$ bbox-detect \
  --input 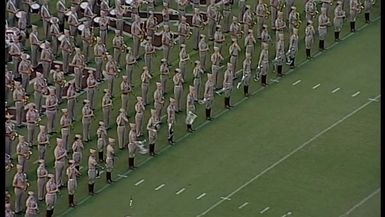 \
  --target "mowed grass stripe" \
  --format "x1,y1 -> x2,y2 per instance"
67,20 -> 379,217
